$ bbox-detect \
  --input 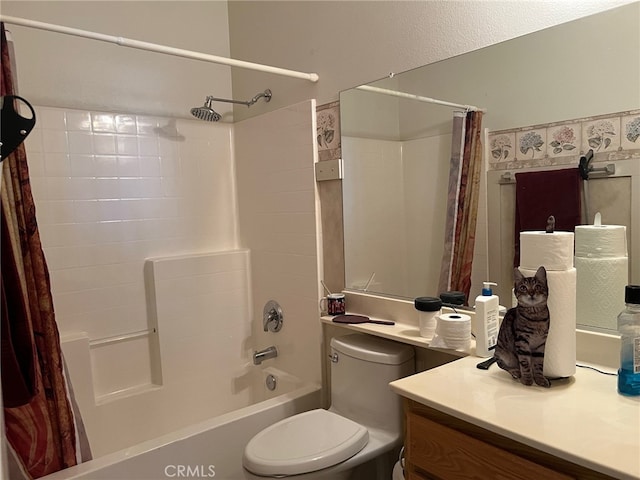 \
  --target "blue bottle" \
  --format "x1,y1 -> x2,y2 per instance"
617,285 -> 640,396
